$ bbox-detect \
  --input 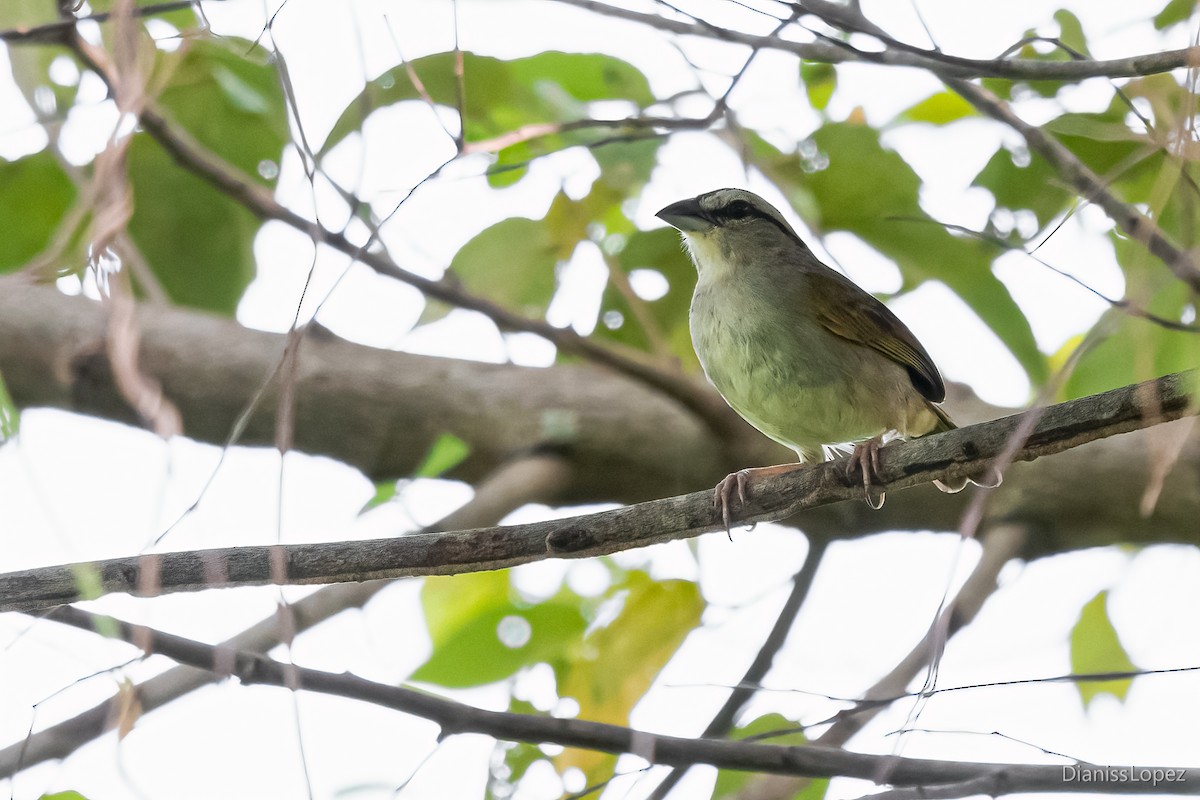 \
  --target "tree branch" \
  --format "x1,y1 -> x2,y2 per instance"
1,371 -> 1194,614
0,0 -> 208,43
41,606 -> 1200,793
543,0 -> 1200,81
782,0 -> 1200,293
